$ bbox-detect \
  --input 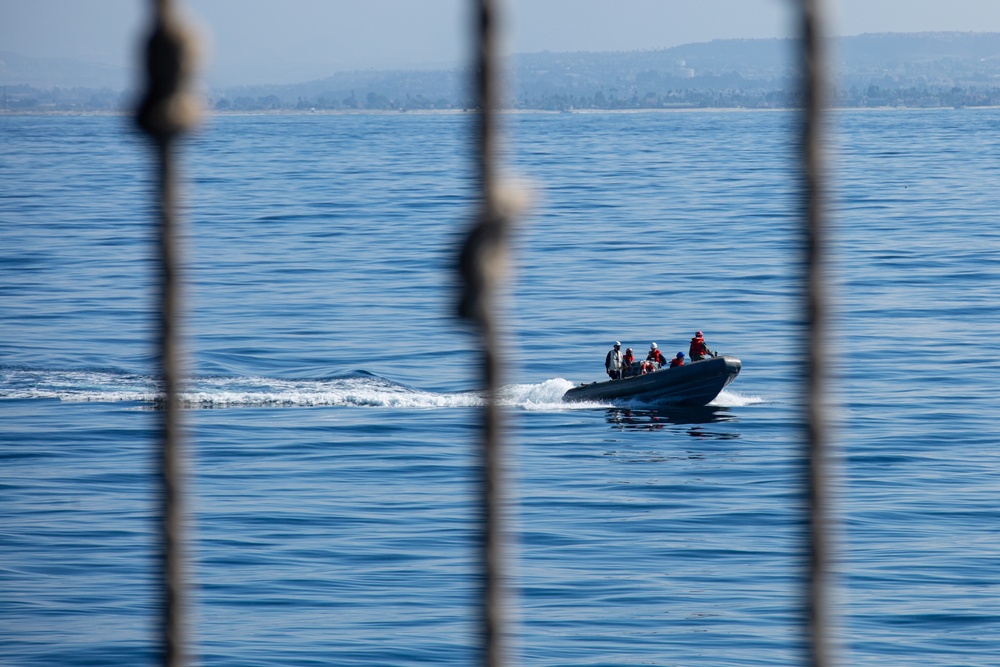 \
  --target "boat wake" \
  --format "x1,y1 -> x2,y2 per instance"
0,367 -> 762,411
0,367 -> 574,411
